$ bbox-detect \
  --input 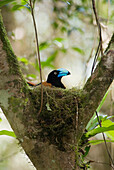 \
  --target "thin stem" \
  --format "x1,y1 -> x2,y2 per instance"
91,0 -> 104,75
91,41 -> 100,75
96,111 -> 114,168
92,0 -> 103,56
29,0 -> 43,116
